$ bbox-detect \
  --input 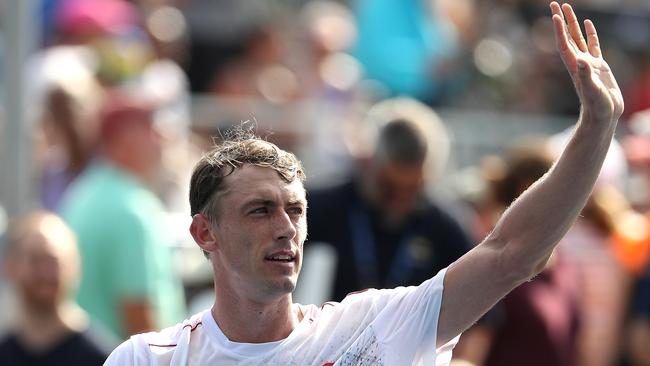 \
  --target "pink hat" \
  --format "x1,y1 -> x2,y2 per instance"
57,0 -> 138,36
99,95 -> 154,140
